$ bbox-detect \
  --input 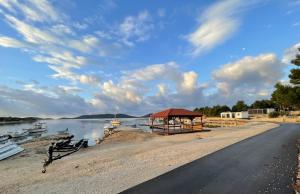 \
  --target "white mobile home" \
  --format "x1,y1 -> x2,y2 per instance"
221,111 -> 249,119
